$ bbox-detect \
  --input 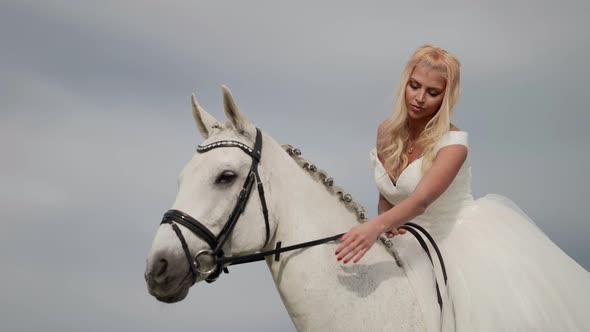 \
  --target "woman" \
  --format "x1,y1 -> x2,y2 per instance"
335,45 -> 589,331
